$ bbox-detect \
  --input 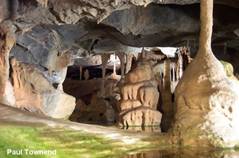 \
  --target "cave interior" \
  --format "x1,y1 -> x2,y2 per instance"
1,0 -> 239,157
